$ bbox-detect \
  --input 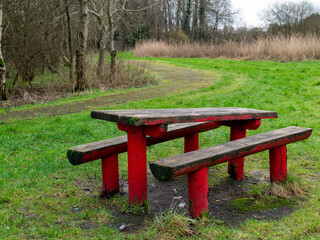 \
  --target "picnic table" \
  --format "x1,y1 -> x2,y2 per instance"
91,107 -> 278,205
